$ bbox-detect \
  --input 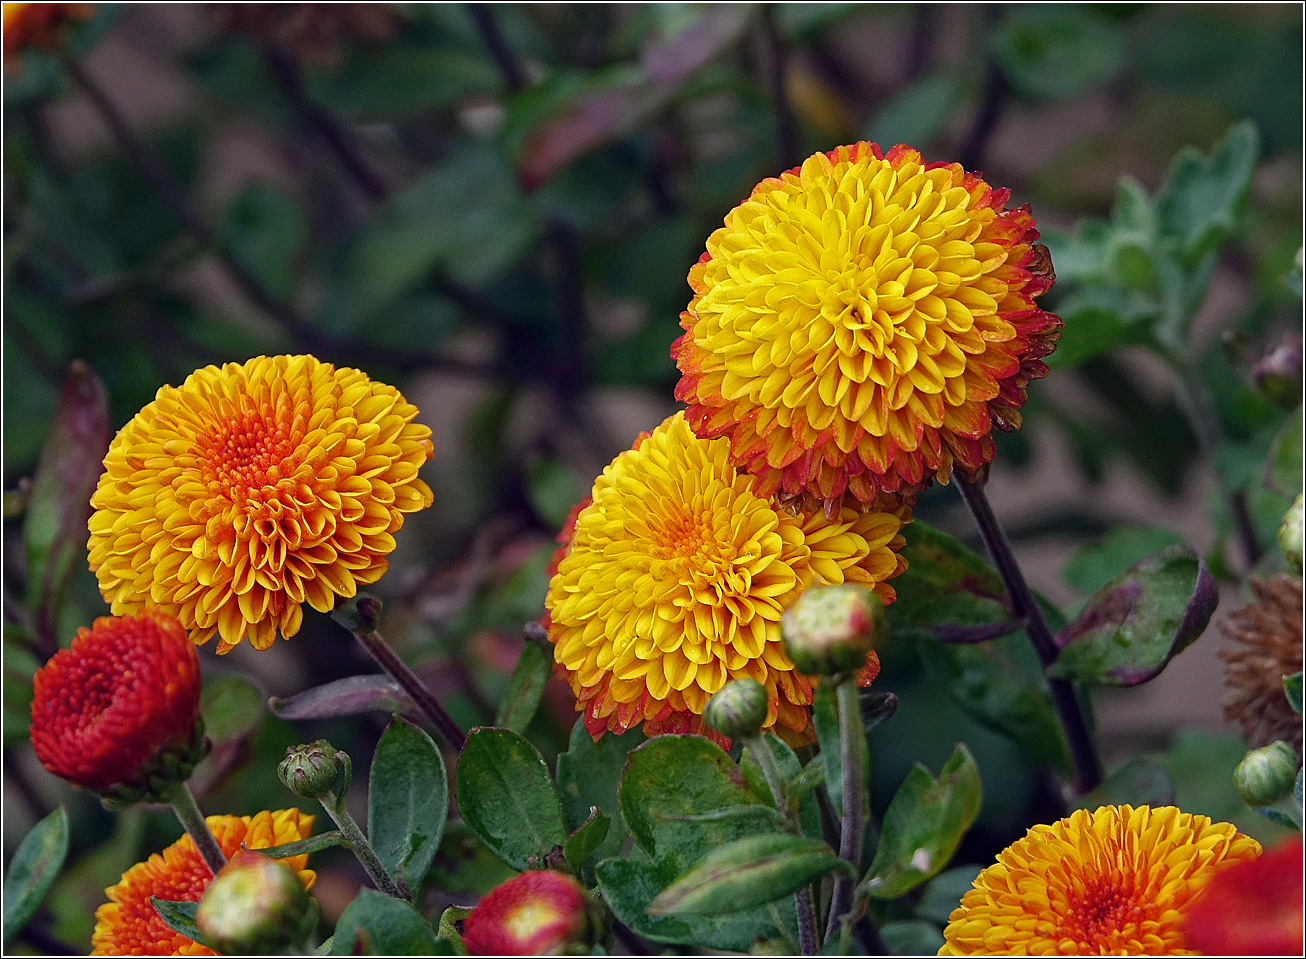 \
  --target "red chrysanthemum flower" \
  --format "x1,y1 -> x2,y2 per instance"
2,2 -> 91,61
1182,834 -> 1303,956
92,809 -> 316,957
29,608 -> 202,794
462,870 -> 590,956
673,142 -> 1061,511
